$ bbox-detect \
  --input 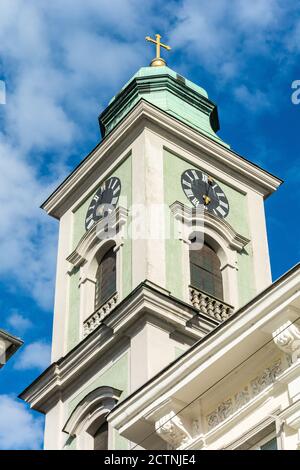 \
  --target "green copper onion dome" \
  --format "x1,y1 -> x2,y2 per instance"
99,66 -> 229,148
